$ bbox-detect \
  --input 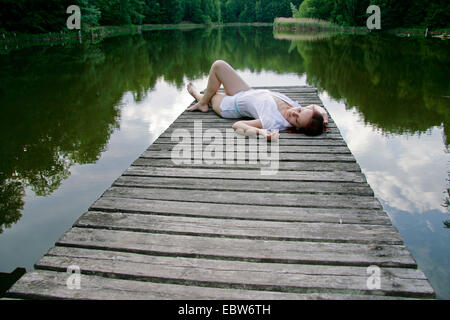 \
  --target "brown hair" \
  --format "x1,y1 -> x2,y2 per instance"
286,109 -> 325,136
305,110 -> 325,136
